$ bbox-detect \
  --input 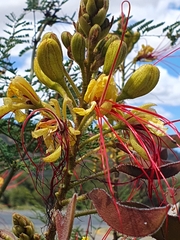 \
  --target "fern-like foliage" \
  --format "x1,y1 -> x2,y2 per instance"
163,21 -> 180,45
0,13 -> 31,78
